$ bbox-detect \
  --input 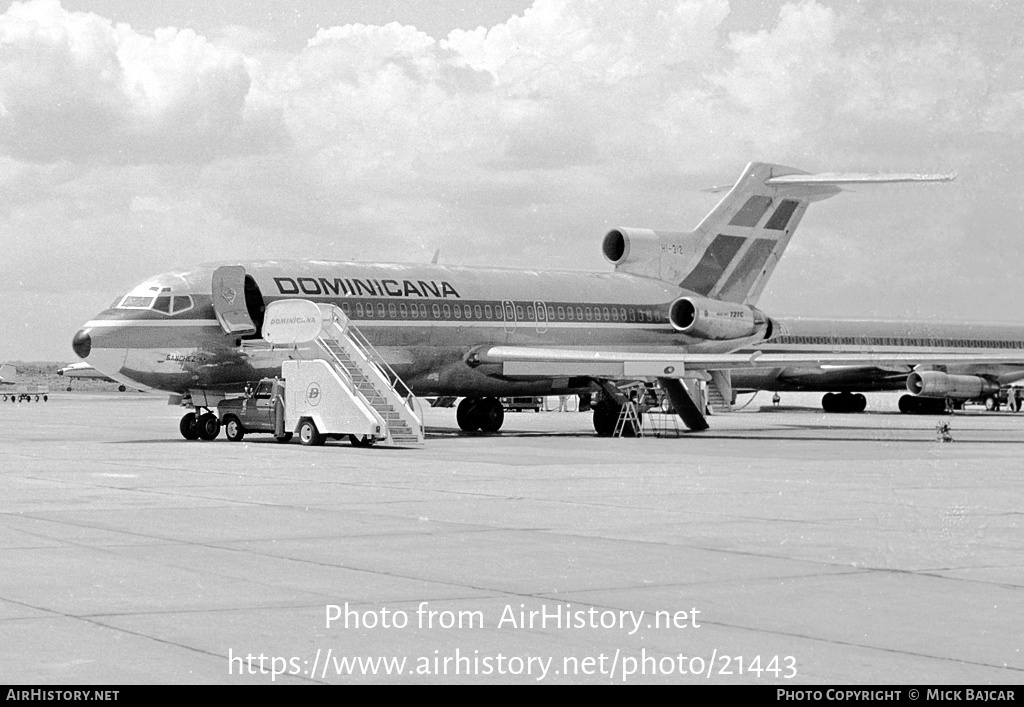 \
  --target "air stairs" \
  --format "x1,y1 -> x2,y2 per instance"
310,304 -> 424,447
705,381 -> 730,413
